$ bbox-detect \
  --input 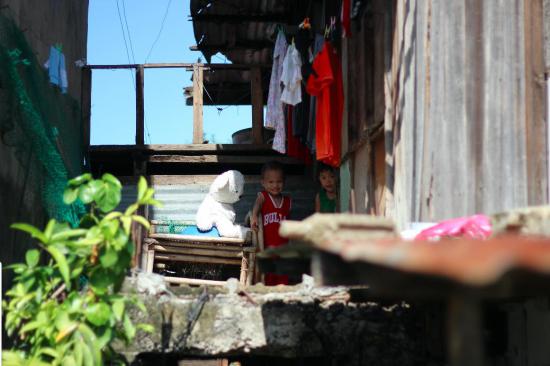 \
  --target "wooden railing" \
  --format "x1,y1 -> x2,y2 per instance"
81,63 -> 268,149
